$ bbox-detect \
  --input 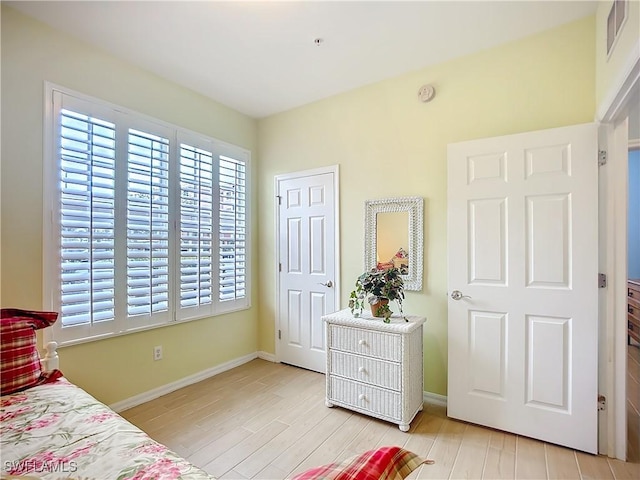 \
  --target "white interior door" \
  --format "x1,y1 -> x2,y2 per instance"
276,167 -> 339,373
447,123 -> 599,453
